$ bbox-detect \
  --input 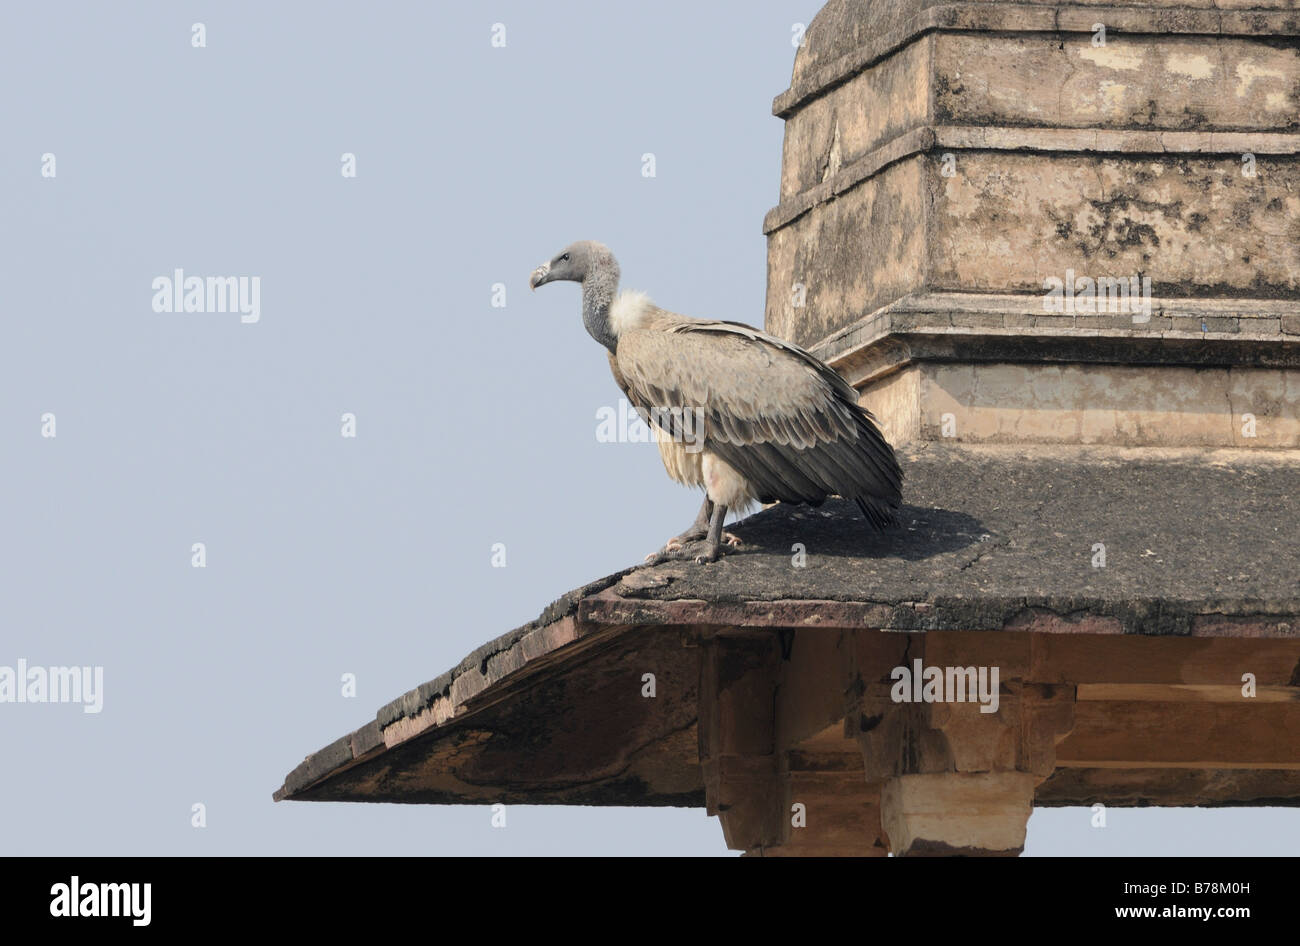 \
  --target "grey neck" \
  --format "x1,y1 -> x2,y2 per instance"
582,262 -> 620,354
